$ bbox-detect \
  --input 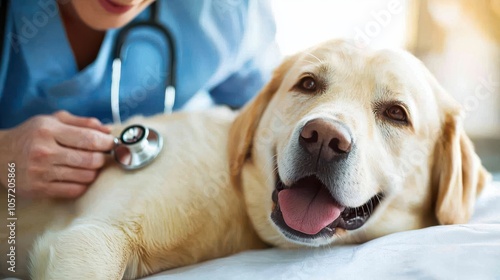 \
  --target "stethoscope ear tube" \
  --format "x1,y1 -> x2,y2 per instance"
111,58 -> 122,124
164,86 -> 175,115
110,1 -> 177,124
